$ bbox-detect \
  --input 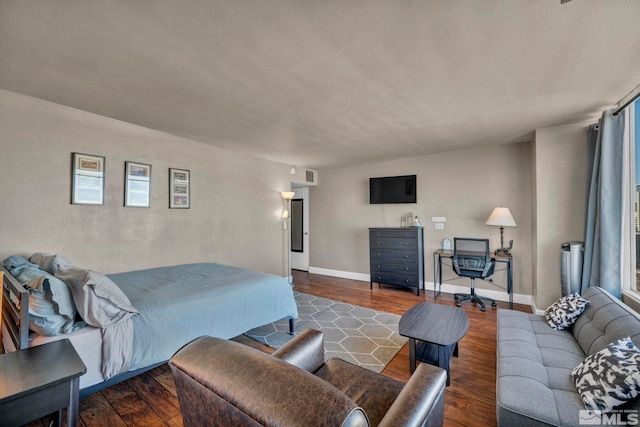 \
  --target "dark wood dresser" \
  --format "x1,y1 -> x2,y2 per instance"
369,227 -> 424,295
